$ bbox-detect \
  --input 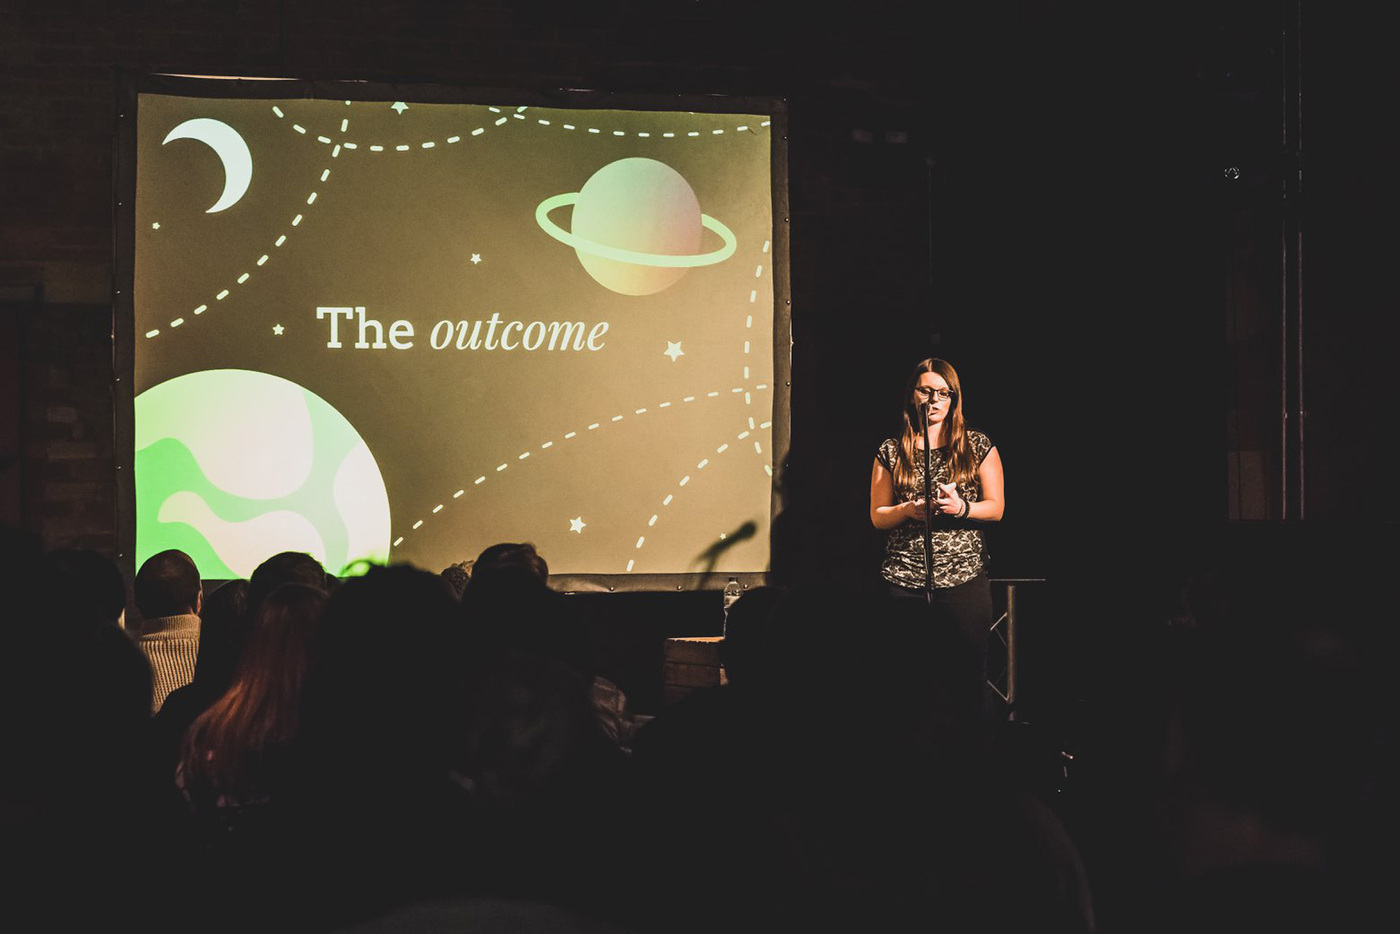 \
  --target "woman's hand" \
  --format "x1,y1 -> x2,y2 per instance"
872,460 -> 931,528
934,481 -> 964,516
